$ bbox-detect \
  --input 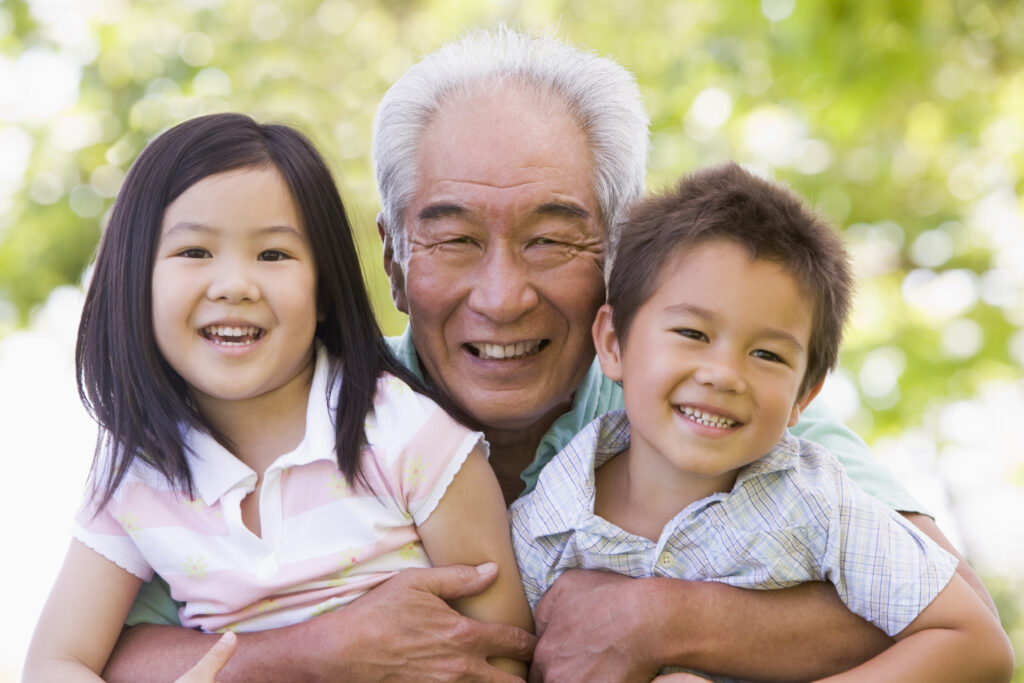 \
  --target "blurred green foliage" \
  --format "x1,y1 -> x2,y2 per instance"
2,0 -> 1022,673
